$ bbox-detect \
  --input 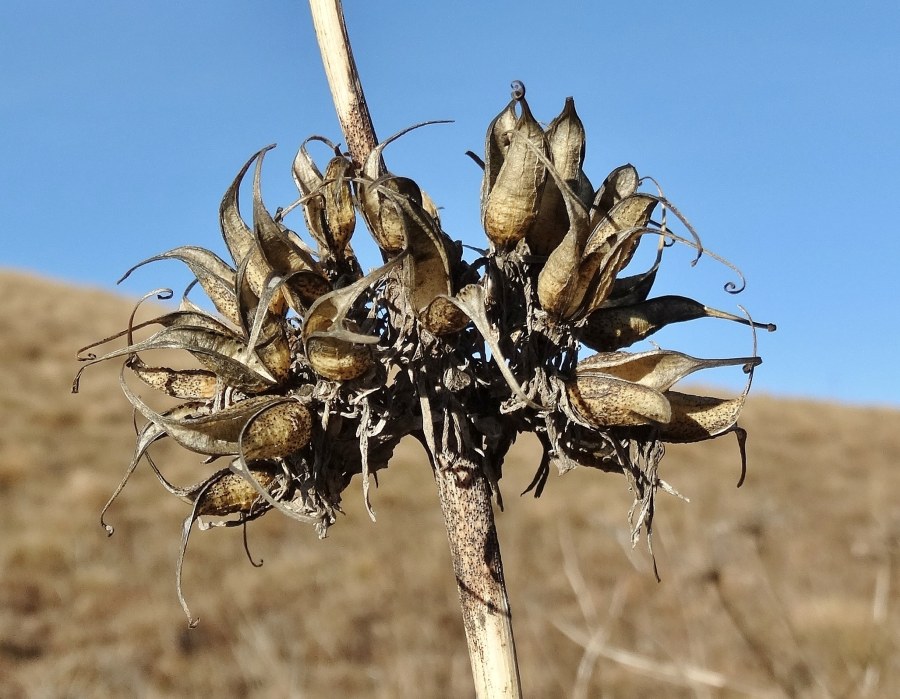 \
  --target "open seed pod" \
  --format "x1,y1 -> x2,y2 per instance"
481,93 -> 548,251
291,136 -> 358,262
354,121 -> 451,256
301,256 -> 403,380
527,97 -> 593,256
566,349 -> 760,428
367,178 -> 468,335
